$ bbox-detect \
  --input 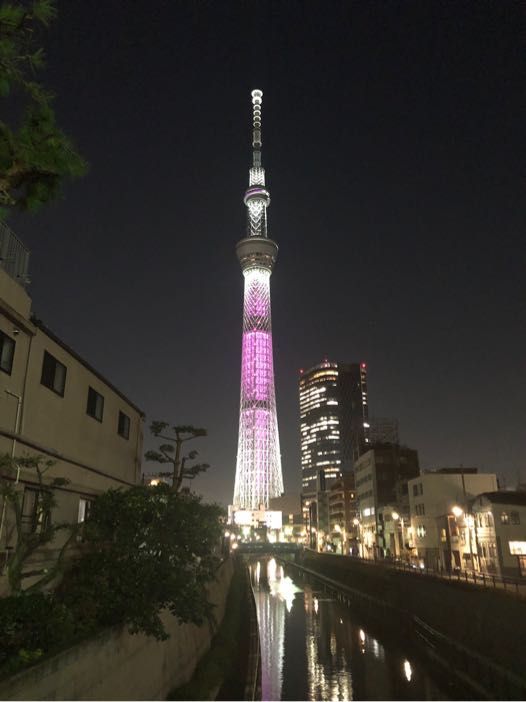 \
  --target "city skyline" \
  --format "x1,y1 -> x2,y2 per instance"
7,2 -> 526,507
